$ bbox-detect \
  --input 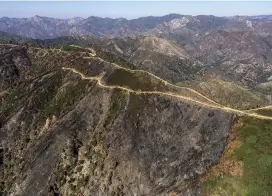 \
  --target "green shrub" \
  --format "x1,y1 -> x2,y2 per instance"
106,69 -> 154,91
204,118 -> 272,195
